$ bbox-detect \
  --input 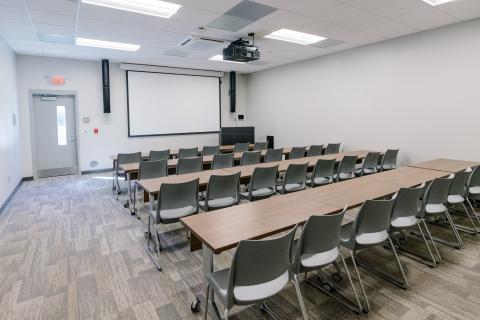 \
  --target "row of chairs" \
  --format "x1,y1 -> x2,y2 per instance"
203,166 -> 480,319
